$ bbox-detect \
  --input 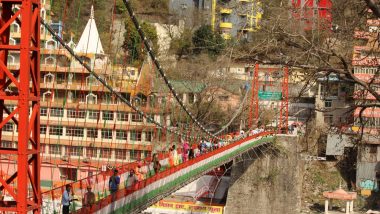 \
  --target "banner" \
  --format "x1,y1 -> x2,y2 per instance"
149,200 -> 224,214
258,91 -> 282,100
